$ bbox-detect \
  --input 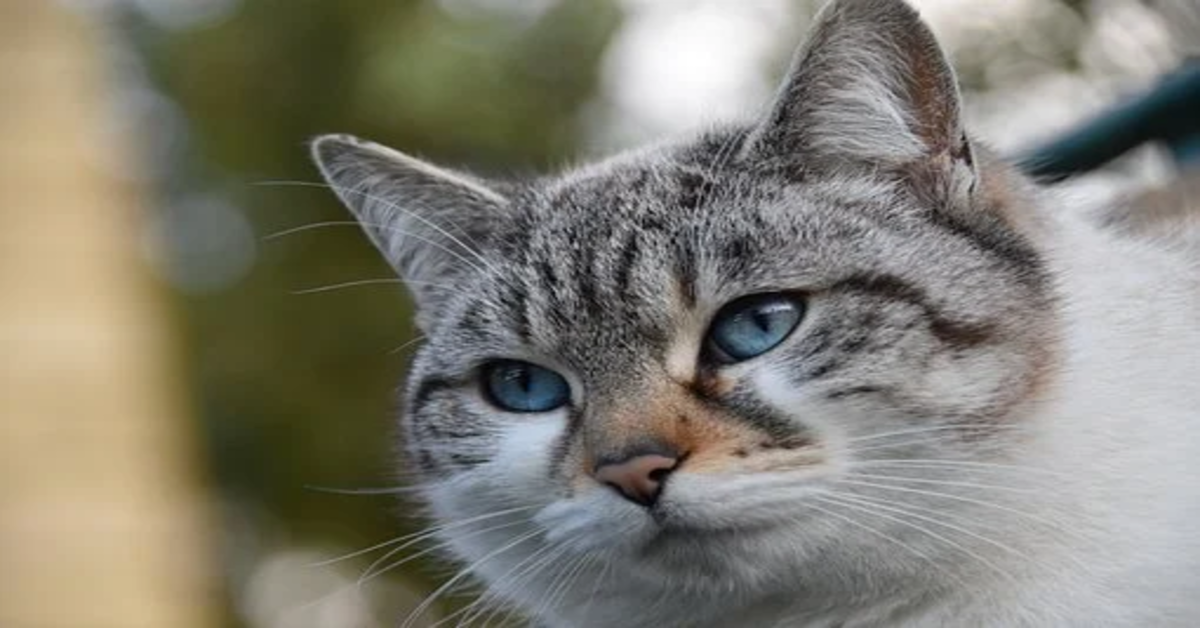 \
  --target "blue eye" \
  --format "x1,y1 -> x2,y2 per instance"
706,293 -> 805,363
482,360 -> 571,413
